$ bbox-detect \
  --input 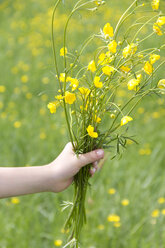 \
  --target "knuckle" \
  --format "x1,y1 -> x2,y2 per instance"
90,151 -> 97,161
